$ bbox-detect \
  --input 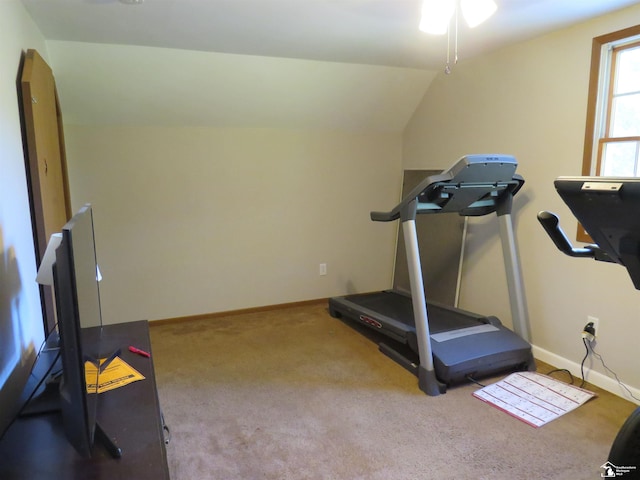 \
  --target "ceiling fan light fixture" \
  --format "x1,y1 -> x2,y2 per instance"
419,0 -> 455,35
419,0 -> 496,34
460,0 -> 497,28
419,0 -> 498,74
